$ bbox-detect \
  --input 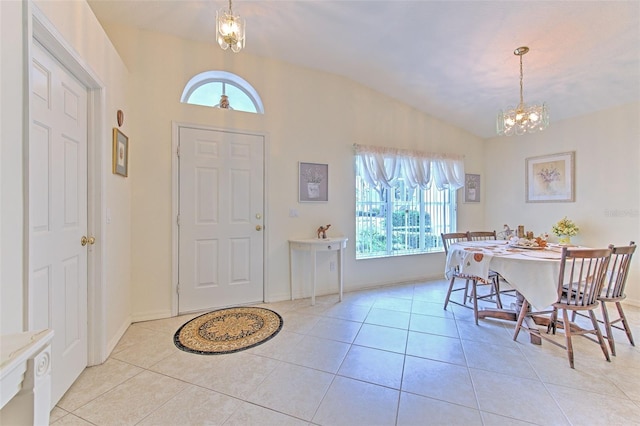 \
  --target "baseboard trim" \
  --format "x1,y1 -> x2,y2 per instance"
102,317 -> 132,363
131,310 -> 173,324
